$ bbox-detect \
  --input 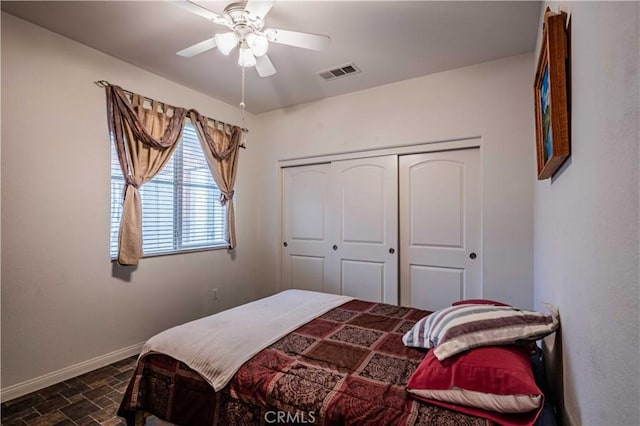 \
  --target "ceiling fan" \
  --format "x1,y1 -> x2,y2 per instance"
175,0 -> 331,77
